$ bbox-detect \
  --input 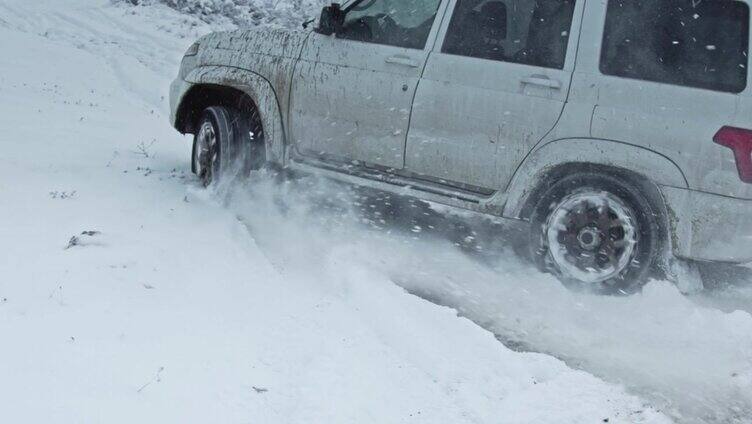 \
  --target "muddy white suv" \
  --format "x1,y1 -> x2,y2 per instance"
170,0 -> 752,292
